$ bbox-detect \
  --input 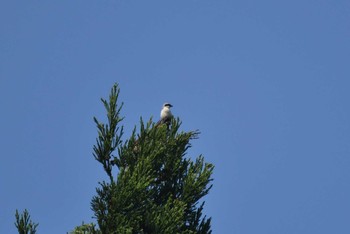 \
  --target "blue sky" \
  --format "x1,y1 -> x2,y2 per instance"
1,1 -> 349,233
